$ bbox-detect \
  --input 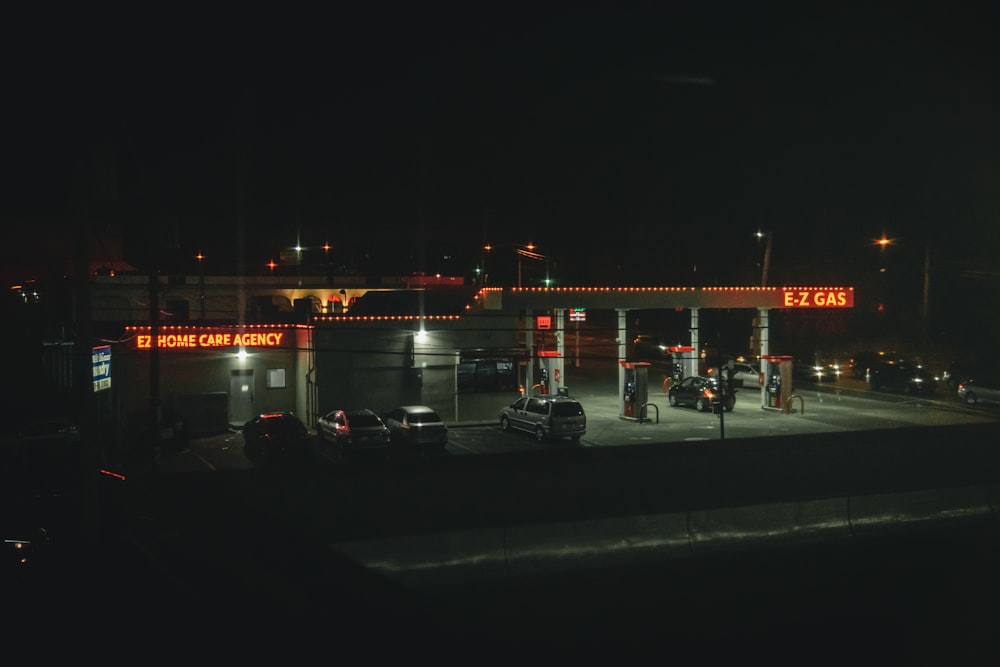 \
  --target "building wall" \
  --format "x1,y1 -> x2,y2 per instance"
115,331 -> 304,434
313,314 -> 525,424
